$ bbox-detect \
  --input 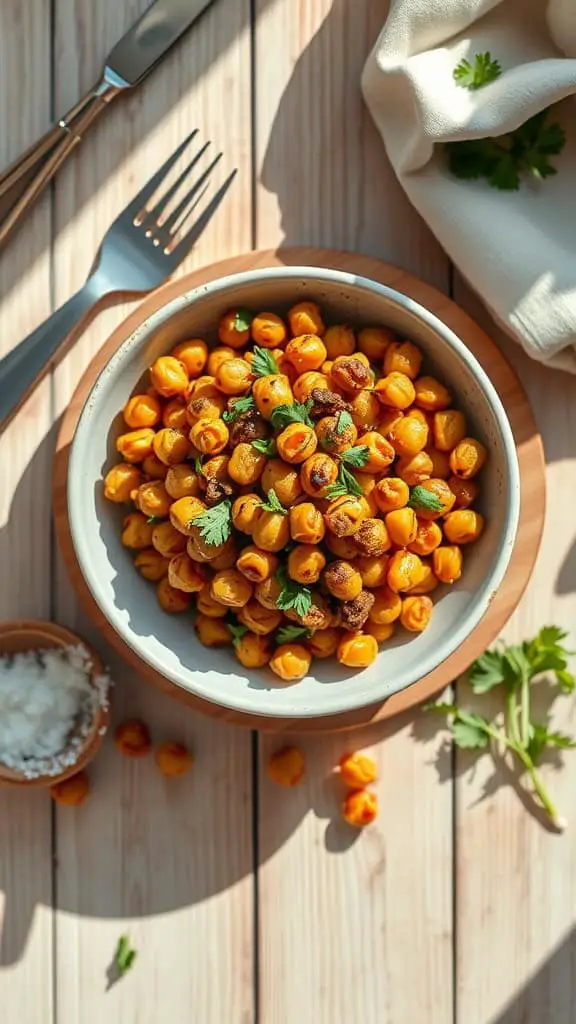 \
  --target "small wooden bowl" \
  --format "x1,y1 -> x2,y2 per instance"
0,619 -> 110,788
